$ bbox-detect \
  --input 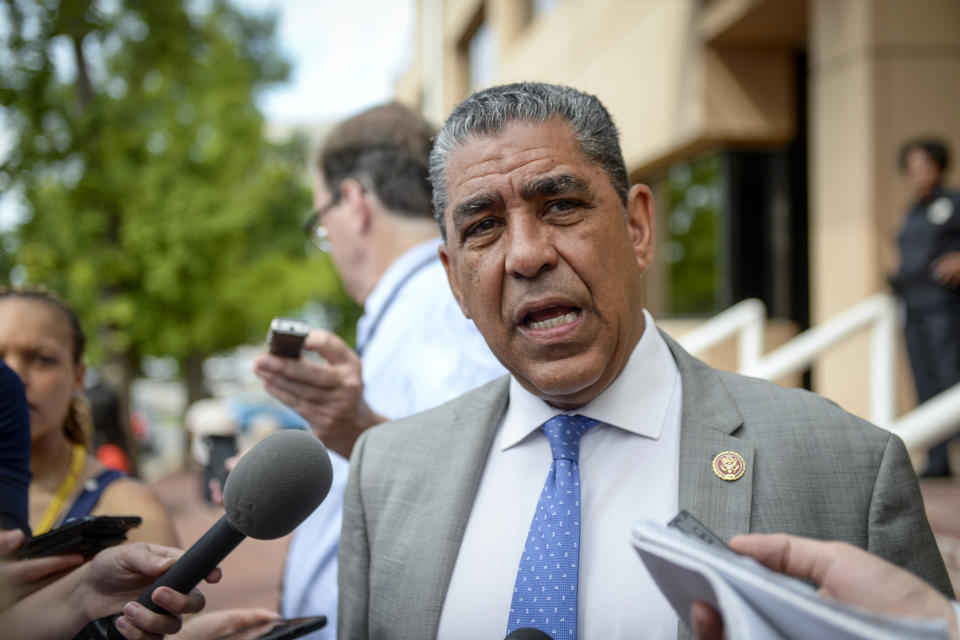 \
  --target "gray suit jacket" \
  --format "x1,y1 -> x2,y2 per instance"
338,332 -> 952,639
